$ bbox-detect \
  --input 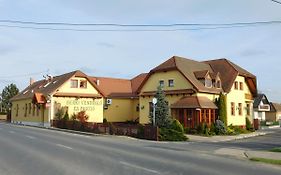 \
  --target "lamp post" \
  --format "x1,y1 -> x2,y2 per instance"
152,98 -> 157,126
